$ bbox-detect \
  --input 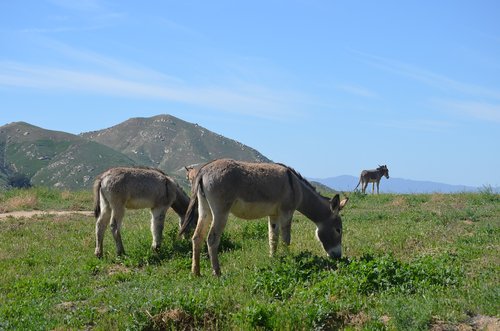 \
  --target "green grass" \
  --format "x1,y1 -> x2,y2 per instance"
0,187 -> 92,212
0,189 -> 498,330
